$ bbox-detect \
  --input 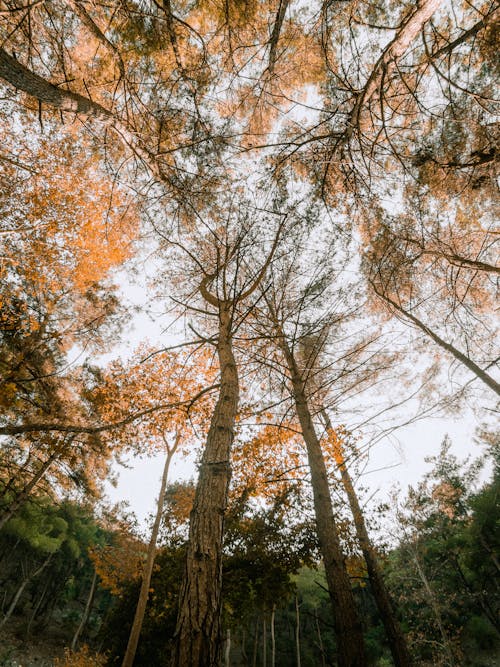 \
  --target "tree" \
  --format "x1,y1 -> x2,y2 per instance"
168,201 -> 286,666
0,122 -> 138,527
109,346 -> 216,667
364,209 -> 499,397
0,1 -> 497,663
322,419 -> 412,667
386,437 -> 499,665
